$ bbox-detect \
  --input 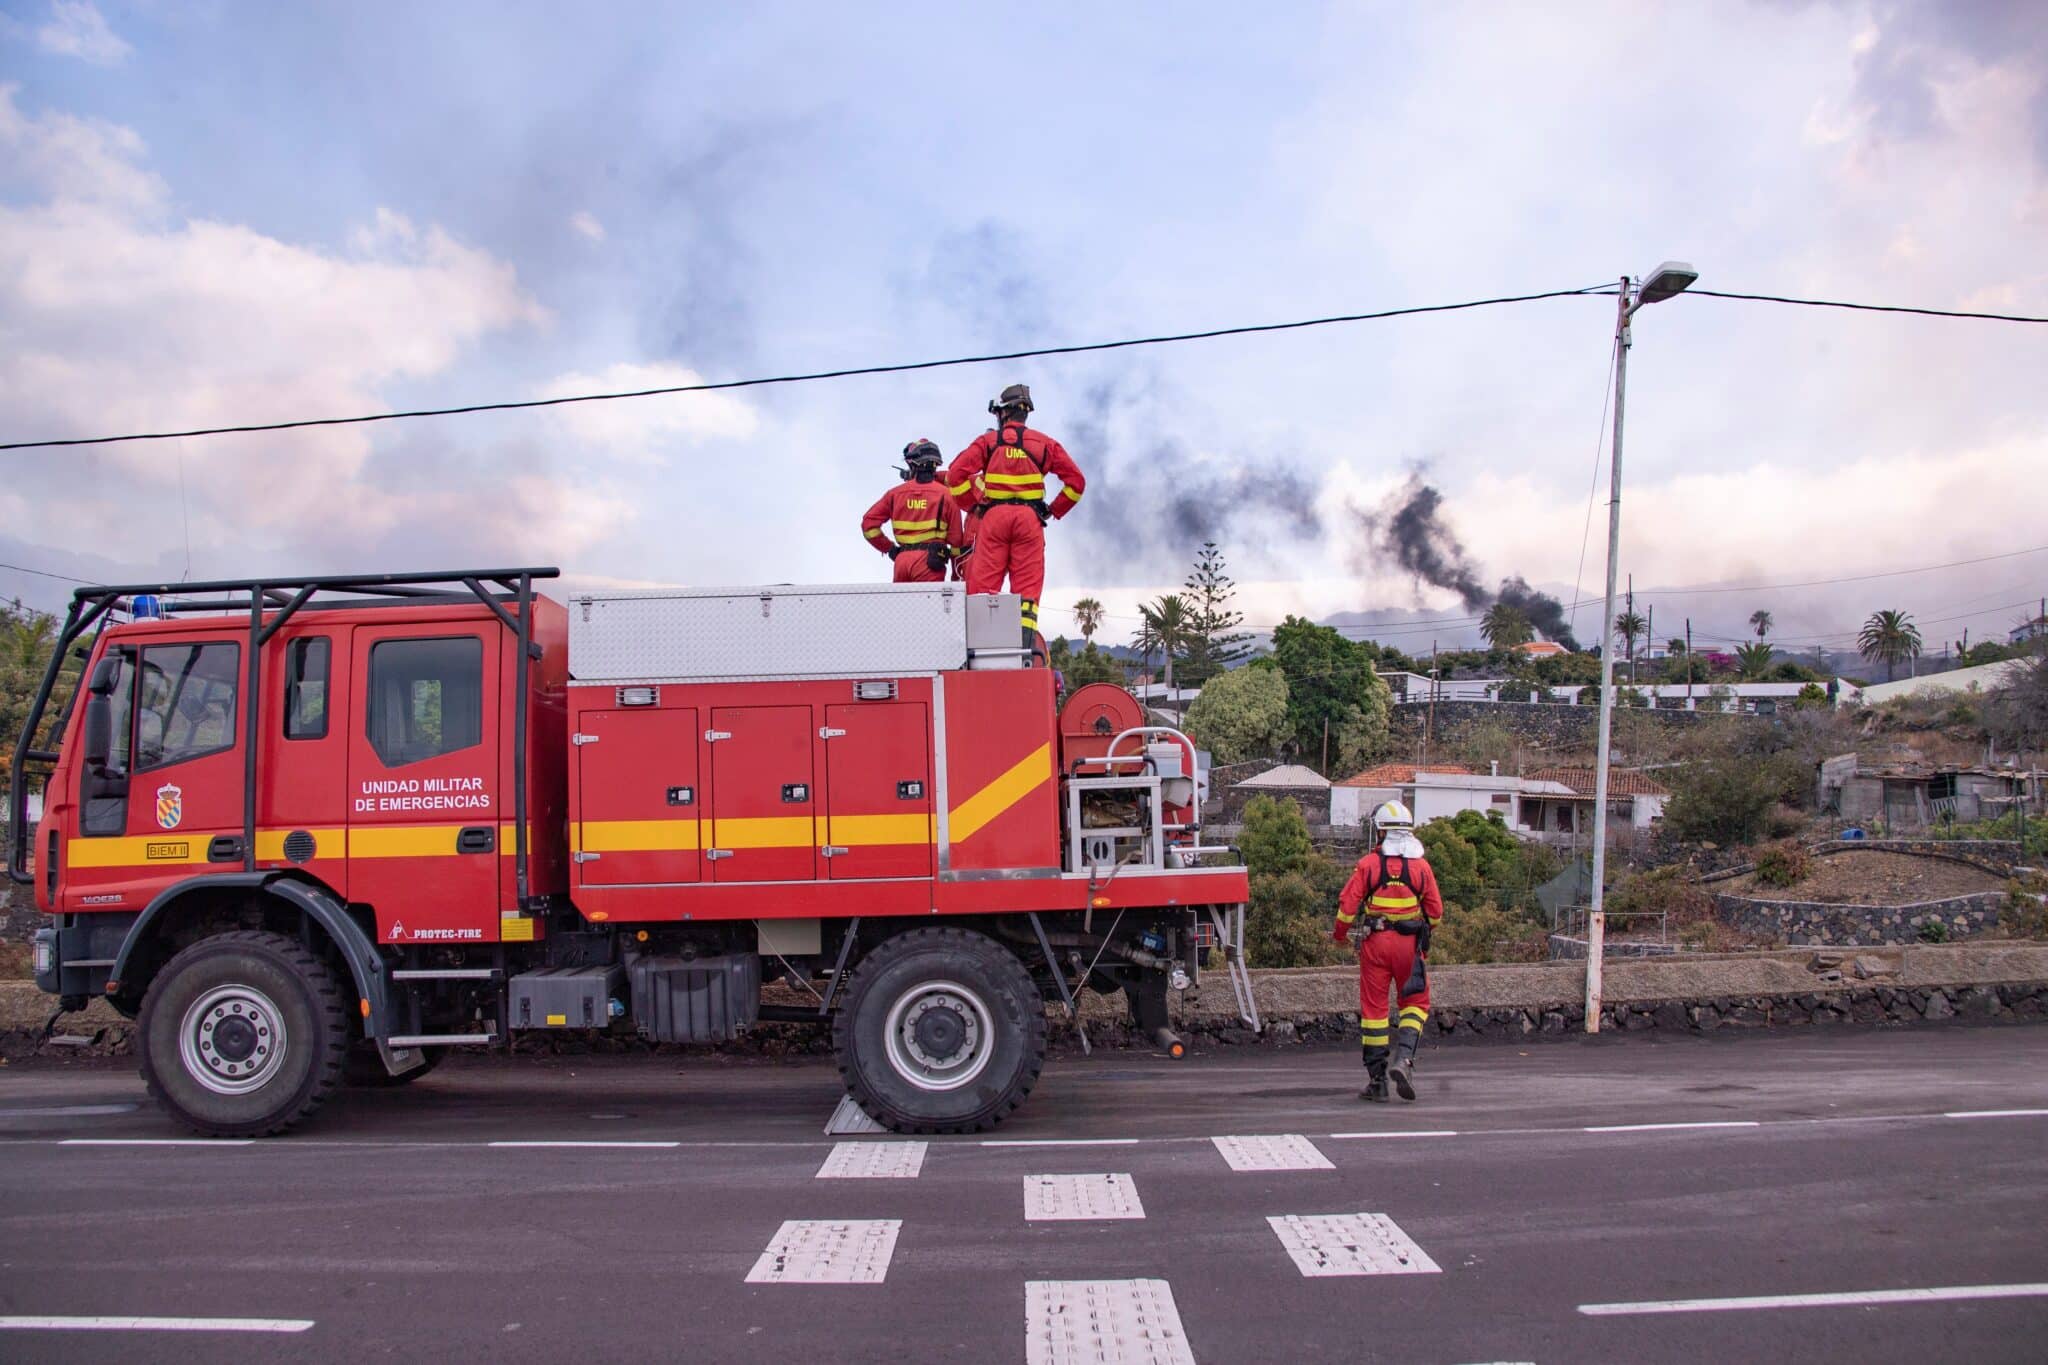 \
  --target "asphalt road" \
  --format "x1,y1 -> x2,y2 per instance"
2,1026 -> 2046,1363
